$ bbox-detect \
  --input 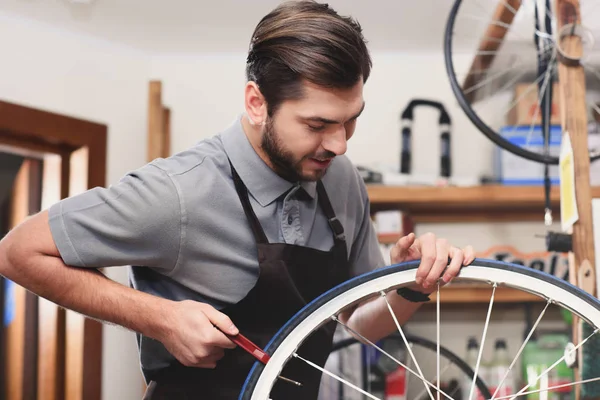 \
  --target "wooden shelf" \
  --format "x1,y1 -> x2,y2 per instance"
367,184 -> 600,223
426,284 -> 543,304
